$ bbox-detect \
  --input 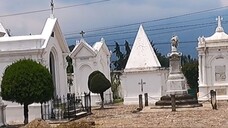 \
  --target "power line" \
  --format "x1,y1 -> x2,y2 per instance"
65,20 -> 224,41
106,40 -> 197,47
66,21 -> 218,39
105,22 -> 219,42
65,5 -> 228,34
0,0 -> 112,18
